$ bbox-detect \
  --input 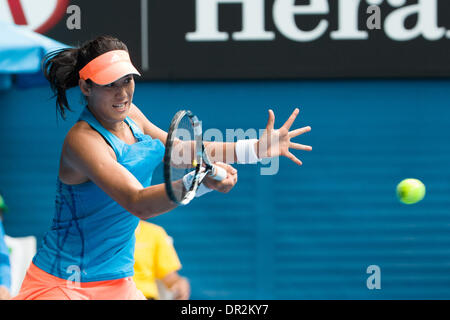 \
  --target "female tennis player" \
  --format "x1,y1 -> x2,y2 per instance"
13,36 -> 311,300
